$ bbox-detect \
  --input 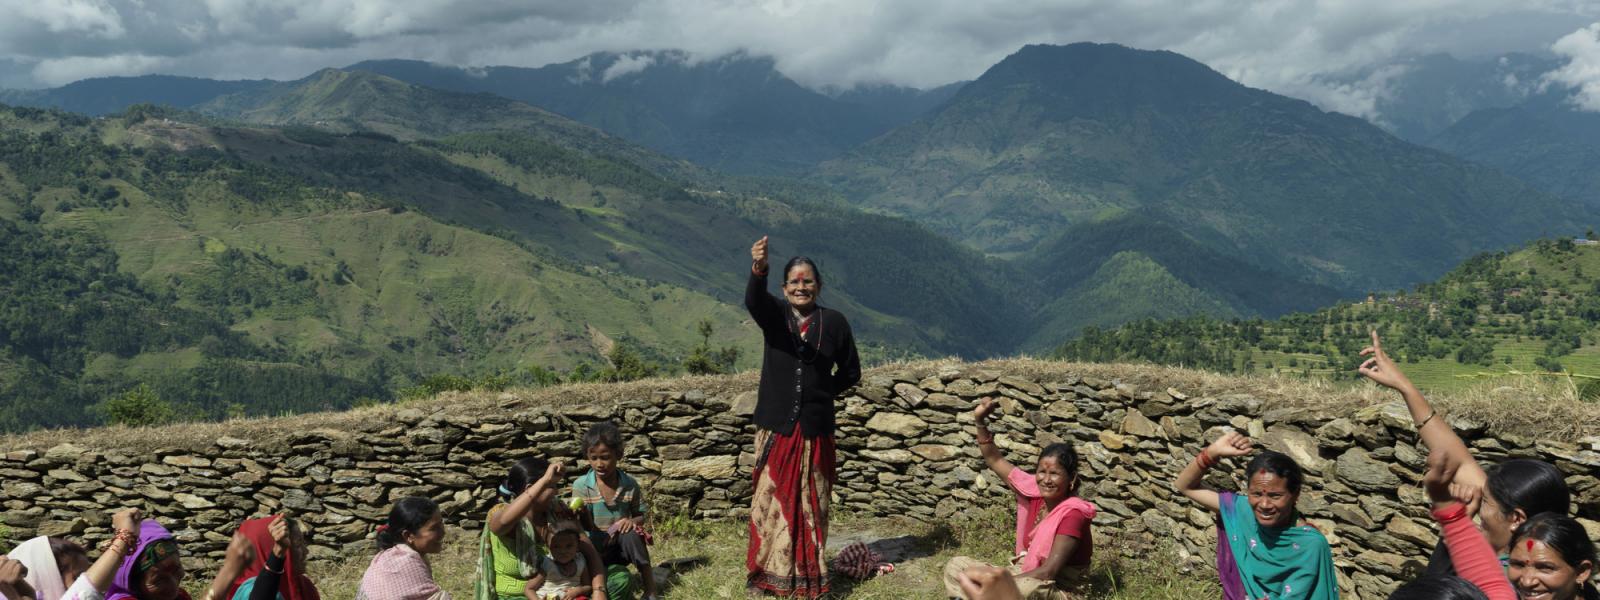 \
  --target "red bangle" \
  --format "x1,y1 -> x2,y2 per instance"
1197,451 -> 1216,470
1432,503 -> 1468,523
